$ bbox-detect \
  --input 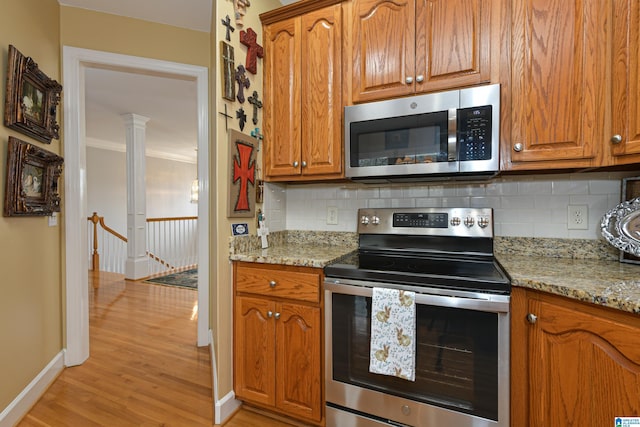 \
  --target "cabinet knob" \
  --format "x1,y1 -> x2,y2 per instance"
293,161 -> 299,167
415,74 -> 424,83
405,76 -> 414,84
269,280 -> 277,288
513,143 -> 524,152
301,161 -> 307,168
526,313 -> 537,324
274,312 -> 281,320
611,134 -> 623,144
267,310 -> 273,318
